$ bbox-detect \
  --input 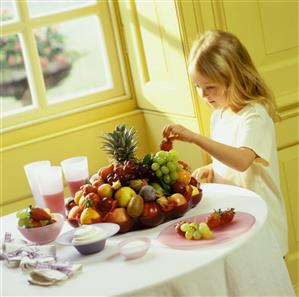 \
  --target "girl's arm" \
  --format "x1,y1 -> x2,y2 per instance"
163,124 -> 256,172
